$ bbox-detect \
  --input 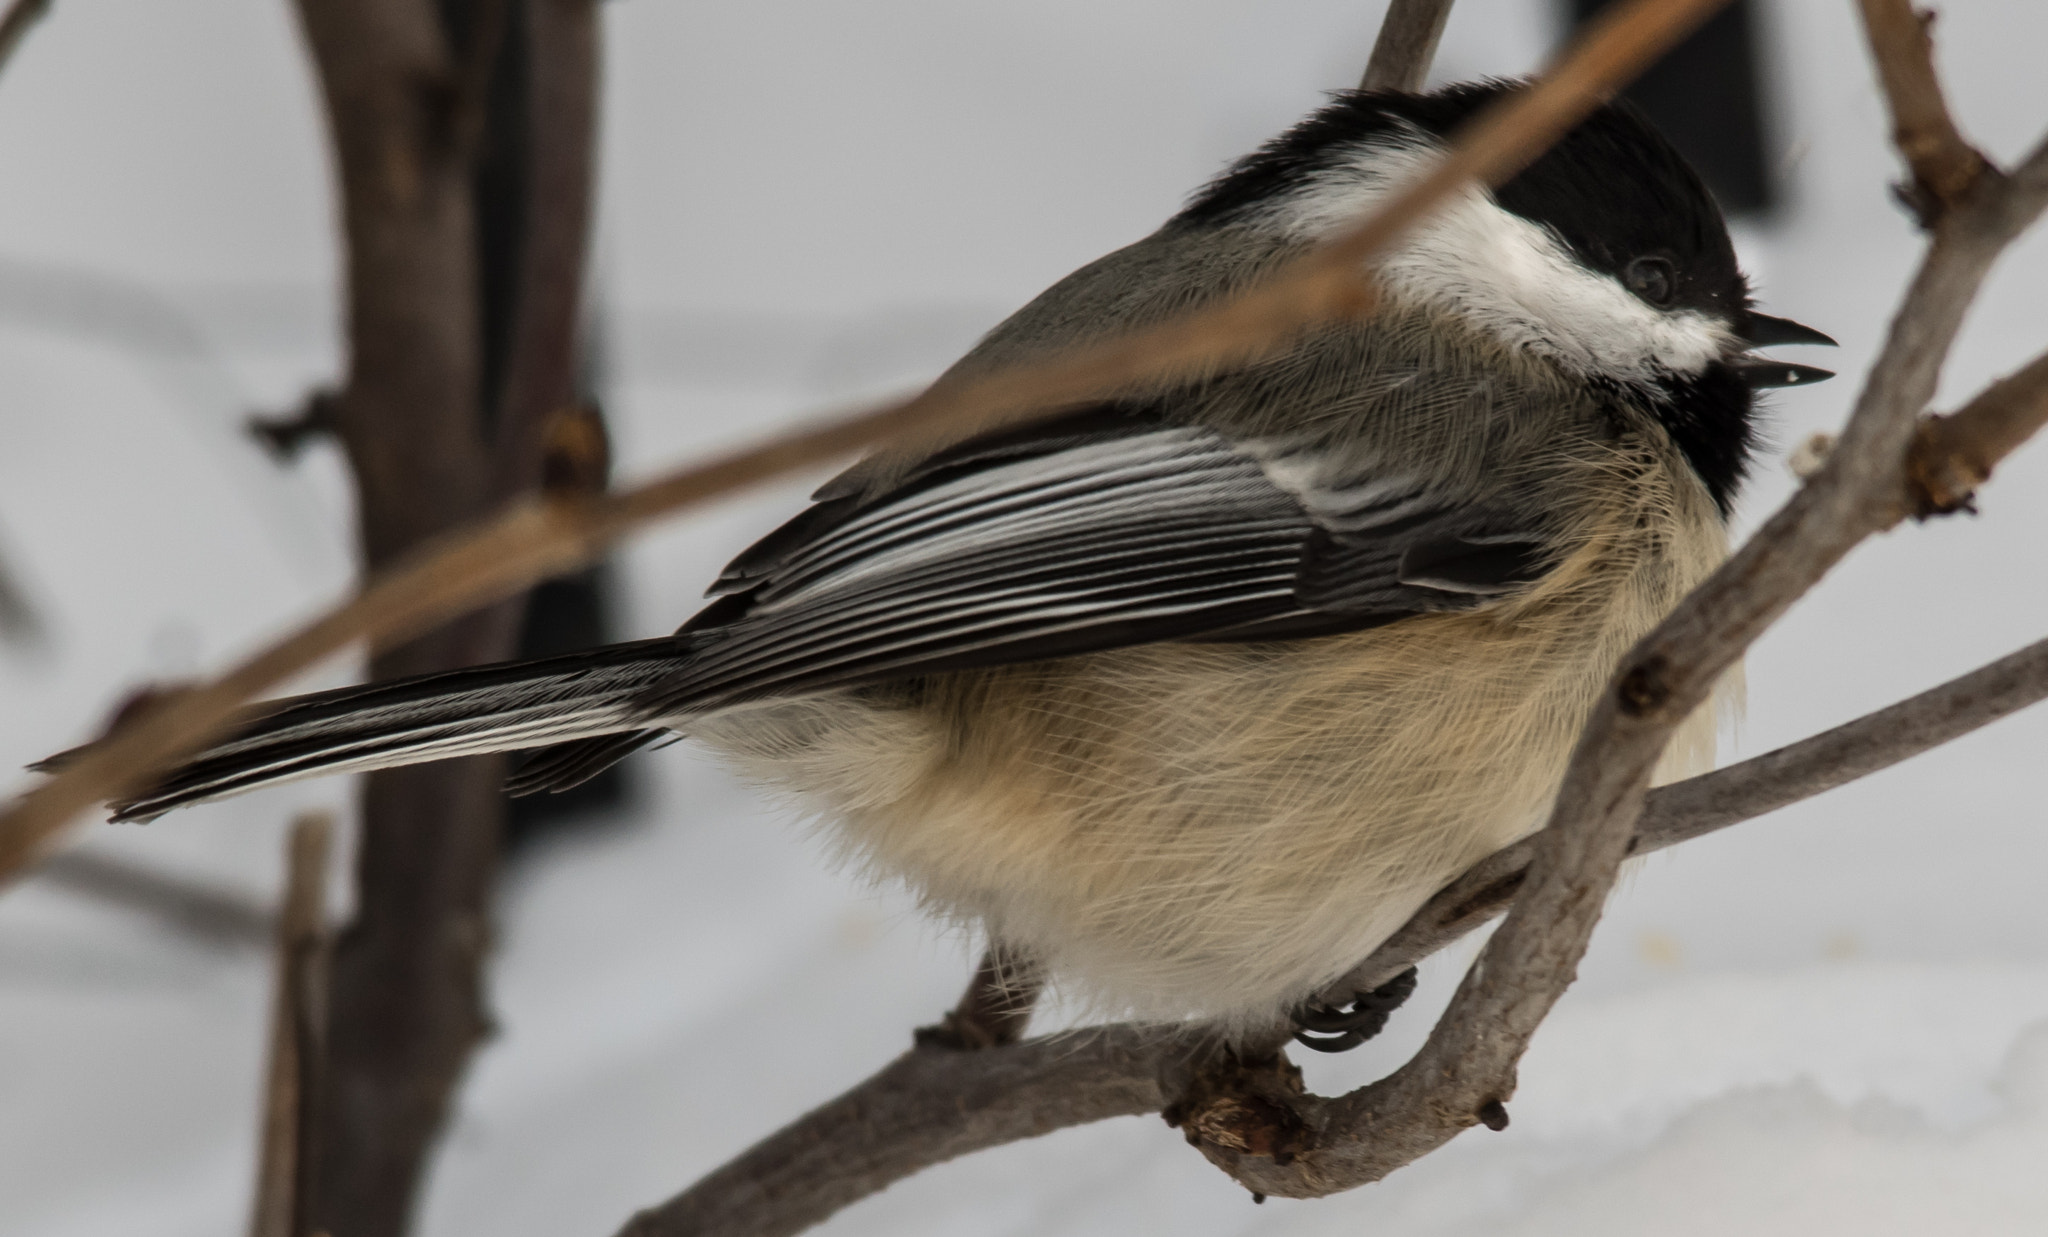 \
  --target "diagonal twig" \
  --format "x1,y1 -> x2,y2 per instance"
1188,15 -> 2048,1204
1907,348 -> 2048,514
0,0 -> 1737,882
1334,625 -> 2048,998
1360,0 -> 1455,92
626,18 -> 2048,1227
1855,0 -> 1991,223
